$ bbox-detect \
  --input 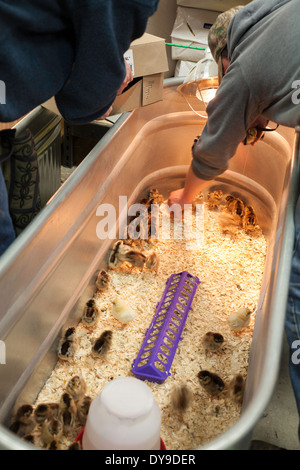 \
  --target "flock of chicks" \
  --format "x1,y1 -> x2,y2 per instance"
170,307 -> 252,419
204,190 -> 261,238
169,189 -> 260,419
9,187 -> 259,449
9,375 -> 90,450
